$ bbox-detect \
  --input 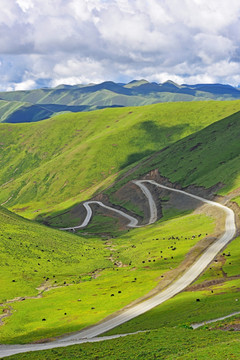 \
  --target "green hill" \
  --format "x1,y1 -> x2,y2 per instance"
0,99 -> 99,123
108,106 -> 240,198
1,99 -> 240,355
0,100 -> 58,123
5,327 -> 240,360
1,80 -> 240,123
1,101 -> 240,221
1,81 -> 240,107
0,206 -> 111,302
0,100 -> 26,122
0,203 -> 215,343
